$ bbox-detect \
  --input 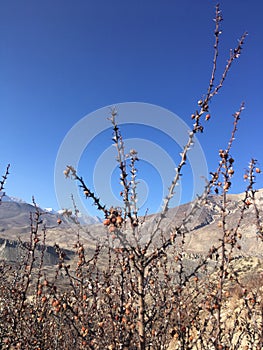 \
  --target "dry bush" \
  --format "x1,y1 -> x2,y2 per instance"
1,4 -> 263,350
